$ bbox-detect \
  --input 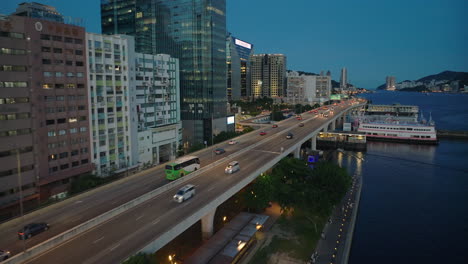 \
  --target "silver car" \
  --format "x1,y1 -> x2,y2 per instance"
225,161 -> 240,174
173,184 -> 195,203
